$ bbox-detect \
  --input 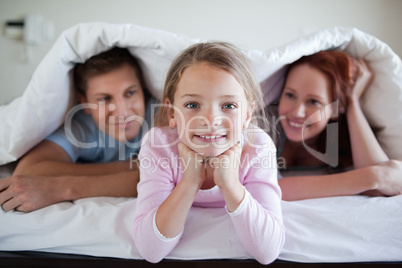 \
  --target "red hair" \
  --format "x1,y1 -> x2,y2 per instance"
288,50 -> 359,113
